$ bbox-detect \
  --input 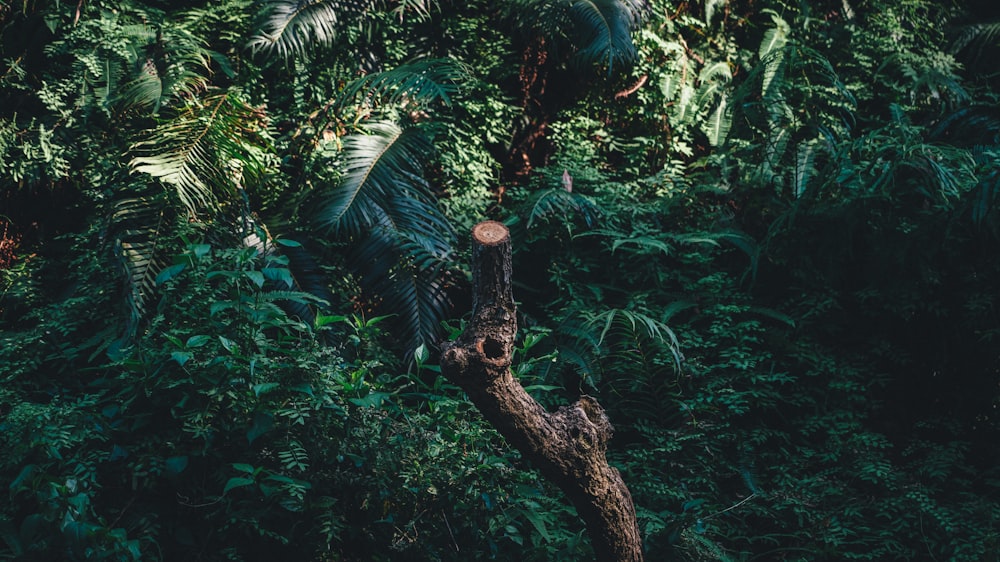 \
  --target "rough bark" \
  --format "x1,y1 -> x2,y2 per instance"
440,221 -> 644,562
